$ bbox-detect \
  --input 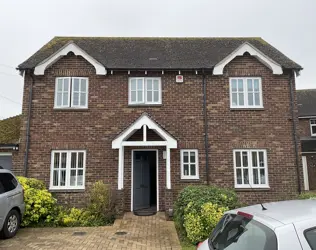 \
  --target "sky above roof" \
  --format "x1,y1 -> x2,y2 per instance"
0,0 -> 315,119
